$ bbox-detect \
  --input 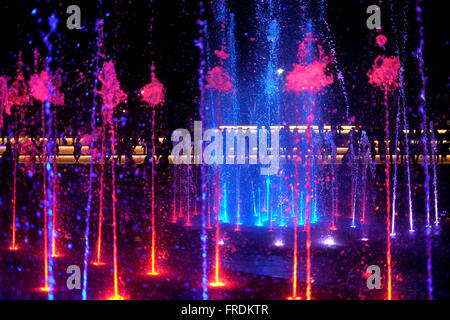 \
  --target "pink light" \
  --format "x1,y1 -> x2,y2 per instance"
140,72 -> 165,107
376,34 -> 387,48
29,71 -> 64,105
214,49 -> 230,60
205,66 -> 233,93
98,60 -> 127,124
367,55 -> 401,92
